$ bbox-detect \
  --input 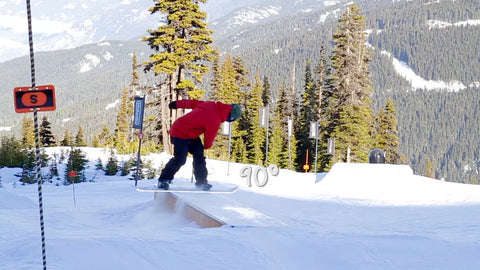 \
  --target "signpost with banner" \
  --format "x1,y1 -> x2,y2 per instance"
222,122 -> 233,175
309,121 -> 319,173
327,137 -> 336,163
133,96 -> 146,186
260,106 -> 269,165
287,117 -> 293,170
